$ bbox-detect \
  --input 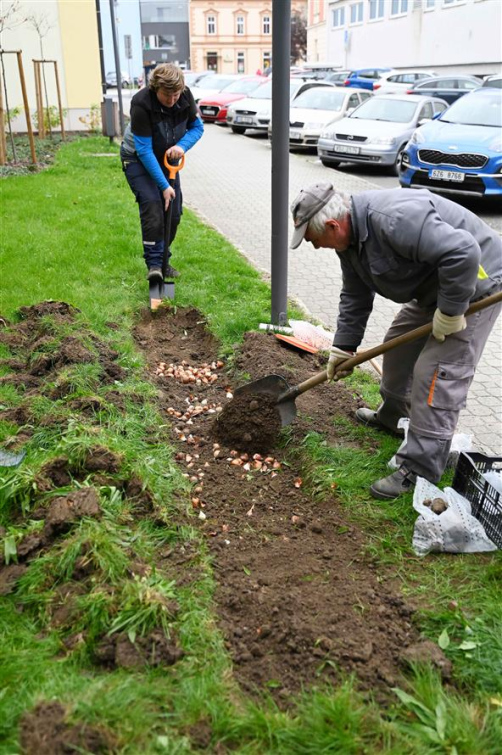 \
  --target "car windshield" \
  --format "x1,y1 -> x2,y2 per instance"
184,73 -> 200,86
222,78 -> 264,95
440,92 -> 502,127
249,79 -> 303,100
291,88 -> 347,110
199,75 -> 235,90
350,97 -> 418,122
